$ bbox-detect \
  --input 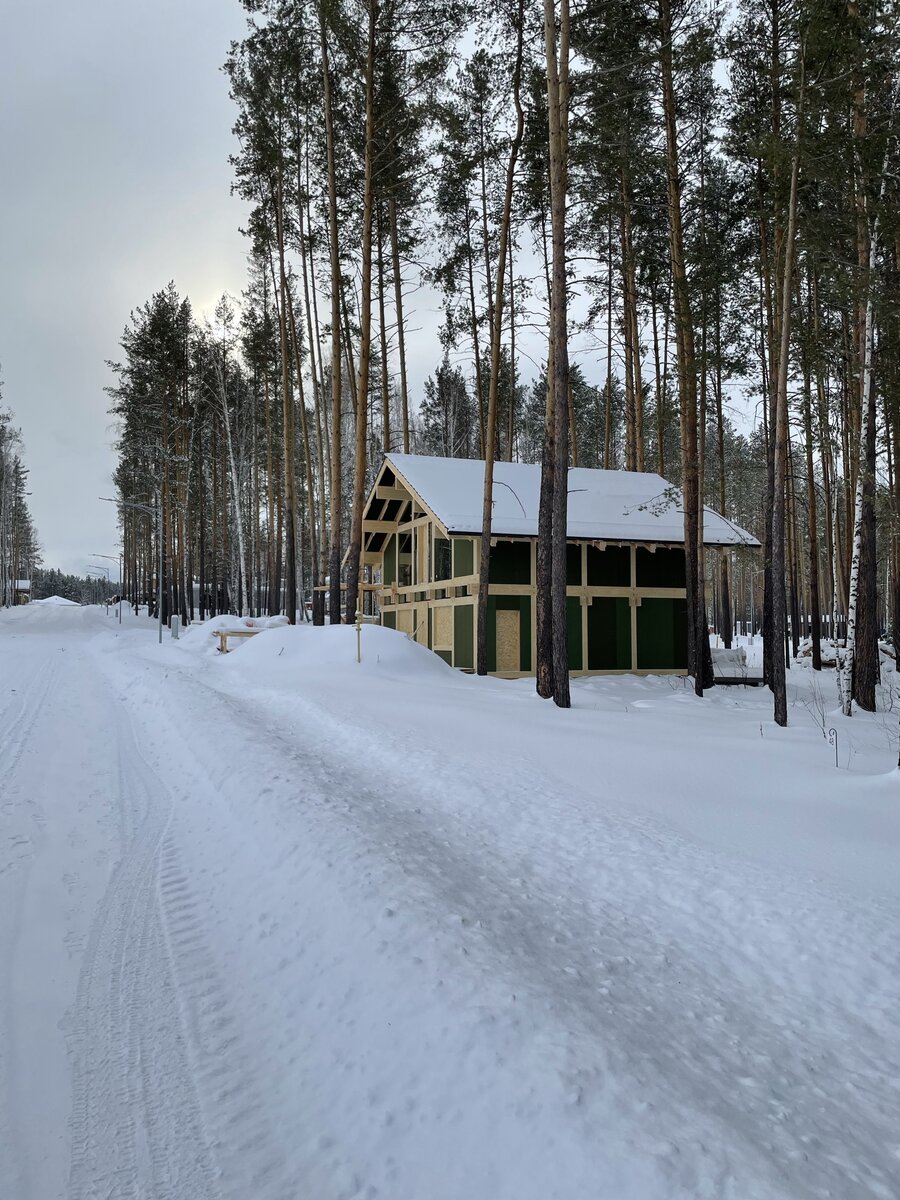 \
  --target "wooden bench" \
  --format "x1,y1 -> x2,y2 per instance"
714,674 -> 765,687
213,628 -> 260,654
